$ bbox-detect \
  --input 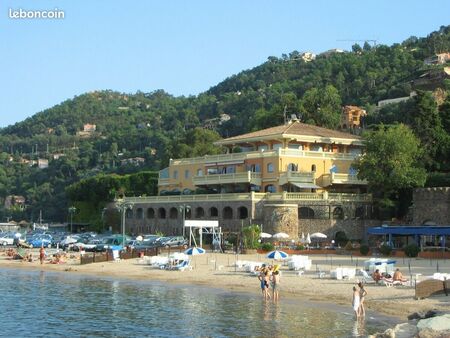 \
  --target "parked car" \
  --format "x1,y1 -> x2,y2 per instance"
0,233 -> 15,246
161,236 -> 188,248
28,234 -> 53,248
95,235 -> 131,252
73,238 -> 103,252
